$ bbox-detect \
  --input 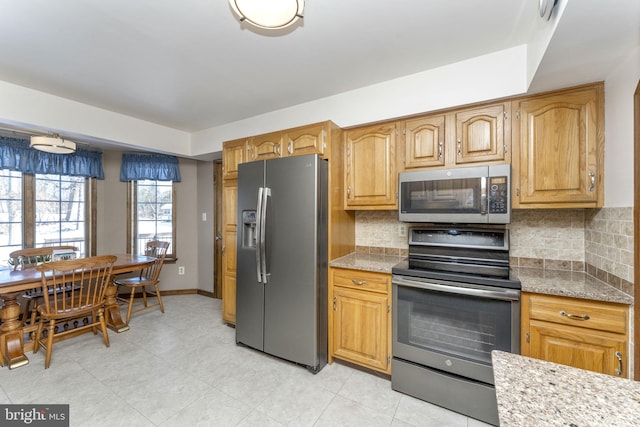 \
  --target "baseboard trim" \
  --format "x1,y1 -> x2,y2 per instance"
117,289 -> 217,299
